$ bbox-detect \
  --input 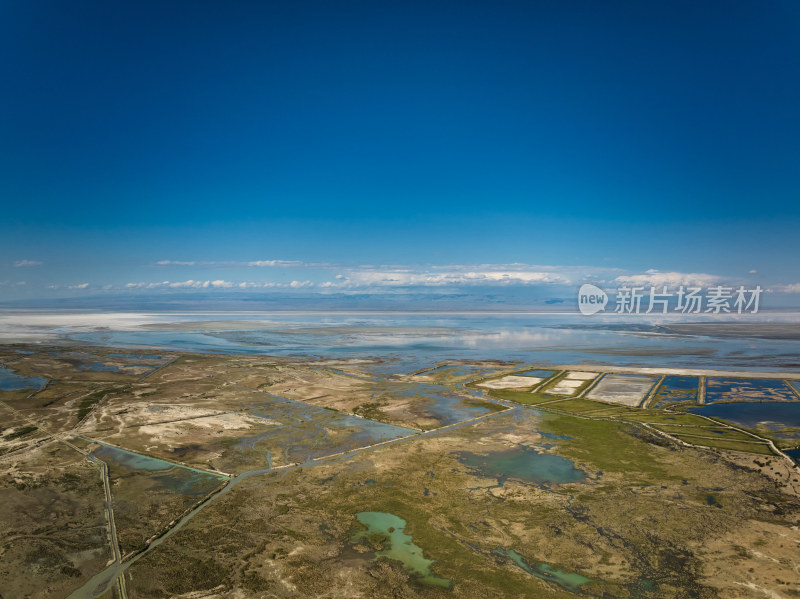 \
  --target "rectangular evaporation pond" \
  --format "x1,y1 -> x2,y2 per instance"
586,374 -> 659,407
545,379 -> 584,395
705,378 -> 798,404
788,381 -> 800,397
518,369 -> 554,378
688,402 -> 800,434
652,376 -> 699,407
